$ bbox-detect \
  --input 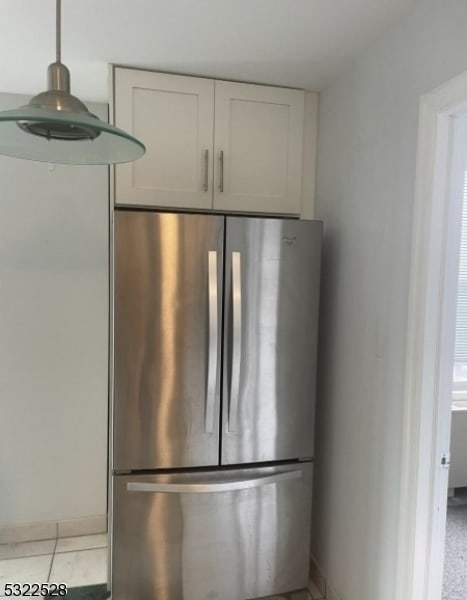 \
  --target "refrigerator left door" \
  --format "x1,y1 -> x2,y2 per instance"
113,211 -> 224,470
